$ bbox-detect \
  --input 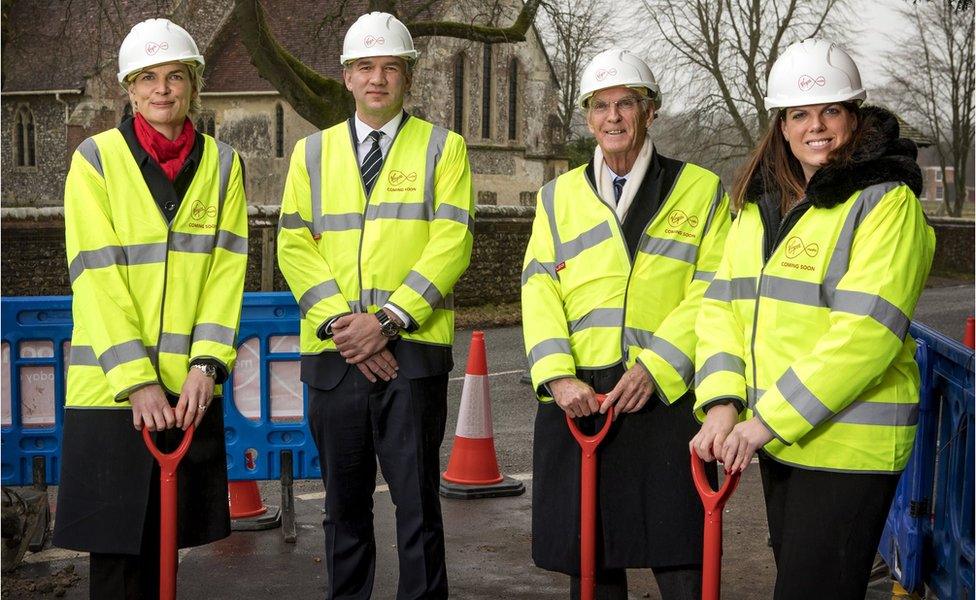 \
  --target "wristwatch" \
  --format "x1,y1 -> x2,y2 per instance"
191,363 -> 217,379
375,310 -> 401,338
